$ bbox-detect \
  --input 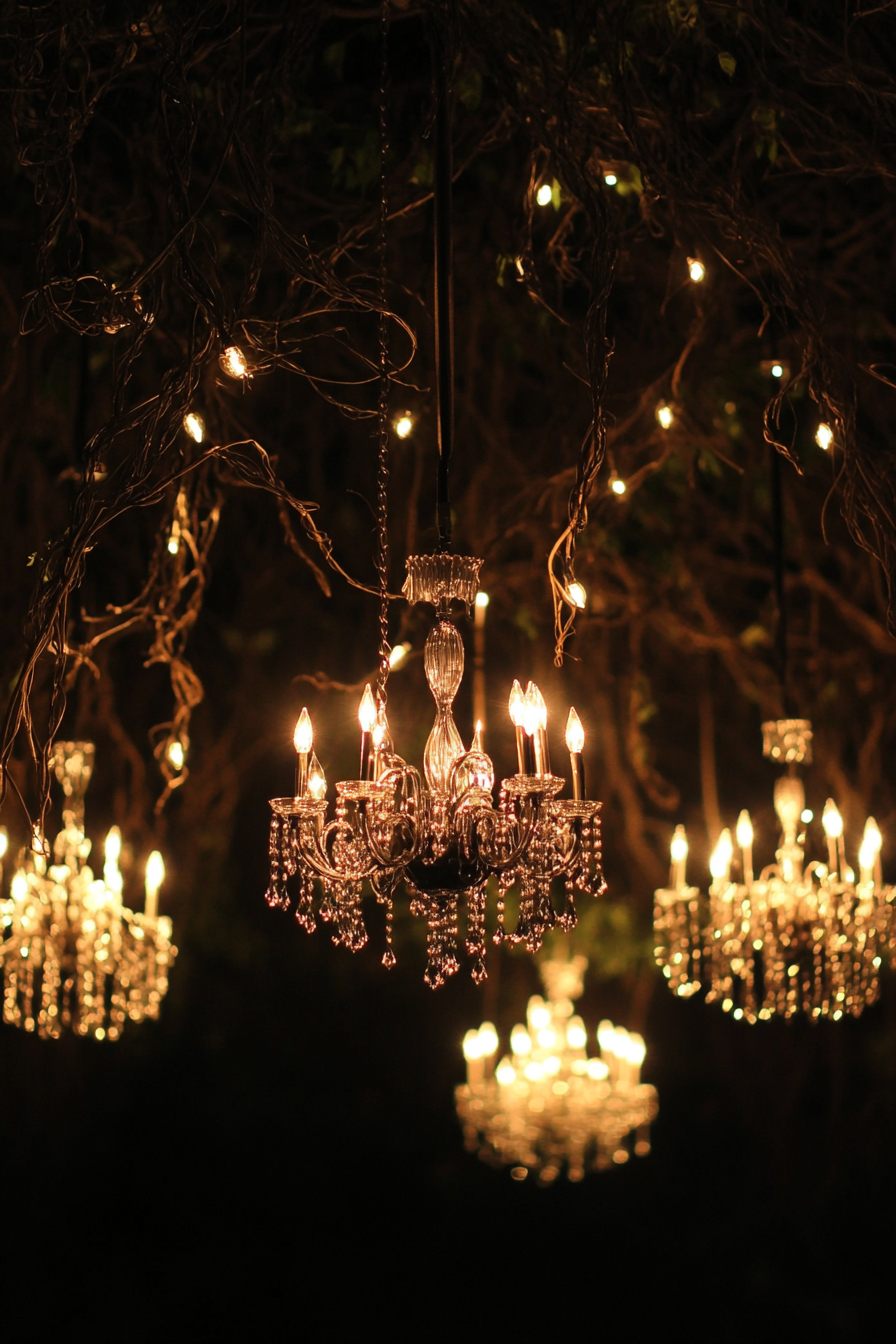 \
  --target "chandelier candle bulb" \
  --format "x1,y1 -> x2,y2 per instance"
736,809 -> 754,886
670,825 -> 689,888
527,683 -> 550,776
104,827 -> 123,898
144,851 -> 164,922
294,708 -> 313,797
823,799 -> 843,877
566,708 -> 585,800
358,684 -> 377,779
709,828 -> 734,888
508,679 -> 530,773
